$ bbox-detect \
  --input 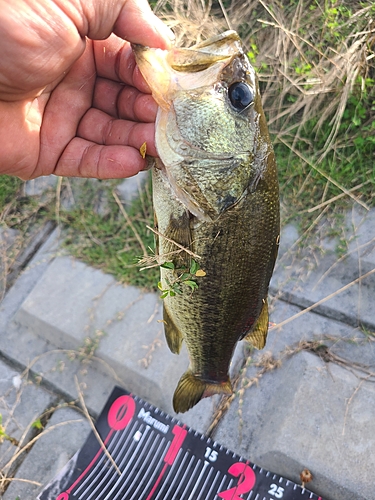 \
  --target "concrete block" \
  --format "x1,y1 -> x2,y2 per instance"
24,176 -> 58,197
268,299 -> 374,364
3,406 -> 91,500
271,238 -> 375,332
12,256 -> 192,413
0,228 -> 60,329
271,207 -> 375,331
213,348 -> 375,500
278,223 -> 299,257
0,228 -> 214,431
1,317 -> 132,417
0,359 -> 55,474
116,170 -> 150,205
345,206 -> 375,266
